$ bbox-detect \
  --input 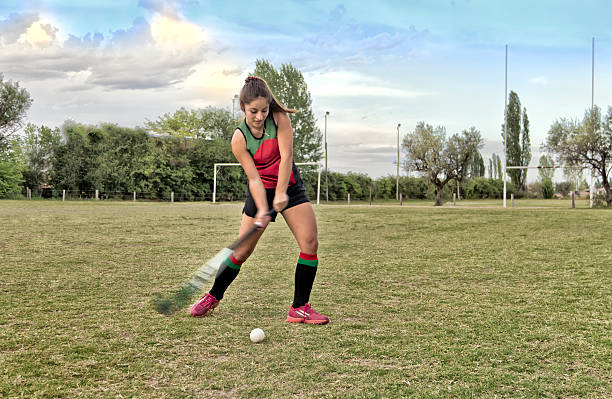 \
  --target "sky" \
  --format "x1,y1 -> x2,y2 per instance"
1,0 -> 611,181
